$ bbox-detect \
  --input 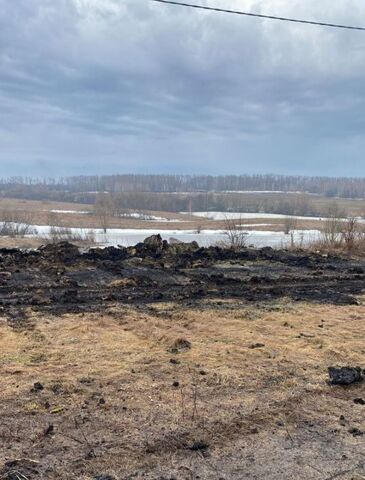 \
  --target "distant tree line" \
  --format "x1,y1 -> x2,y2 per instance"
1,174 -> 365,198
109,192 -> 319,216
